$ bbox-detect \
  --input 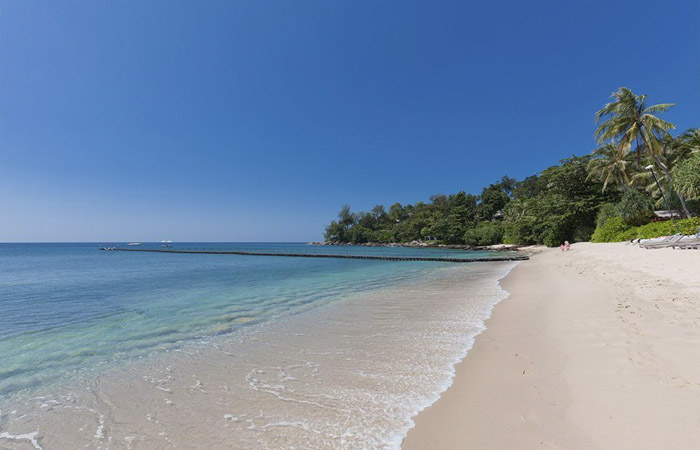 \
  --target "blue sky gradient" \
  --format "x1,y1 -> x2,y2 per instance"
1,0 -> 698,241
